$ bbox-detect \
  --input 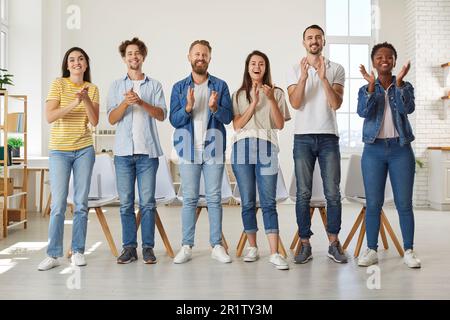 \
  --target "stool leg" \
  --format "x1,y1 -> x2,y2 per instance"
39,169 -> 45,213
343,207 -> 365,250
379,220 -> 389,250
290,231 -> 299,250
354,215 -> 366,258
278,236 -> 287,258
43,193 -> 52,218
236,232 -> 247,257
381,211 -> 404,257
155,211 -> 174,258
